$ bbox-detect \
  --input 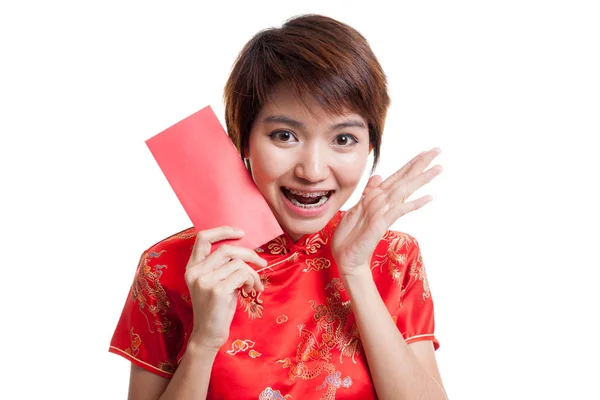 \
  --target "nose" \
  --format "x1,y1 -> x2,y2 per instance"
294,144 -> 330,183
